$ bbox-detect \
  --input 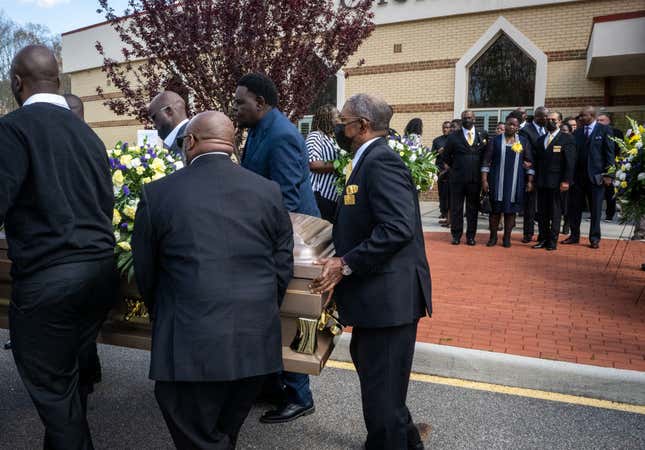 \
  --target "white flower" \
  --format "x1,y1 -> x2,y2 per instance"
409,153 -> 417,162
626,129 -> 633,138
174,161 -> 184,170
613,180 -> 621,187
142,153 -> 150,160
637,172 -> 645,181
416,185 -> 421,190
637,141 -> 643,149
624,163 -> 631,171
113,186 -> 120,196
166,156 -> 175,163
131,158 -> 141,168
617,171 -> 627,181
395,142 -> 405,151
339,149 -> 348,157
114,230 -> 121,241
